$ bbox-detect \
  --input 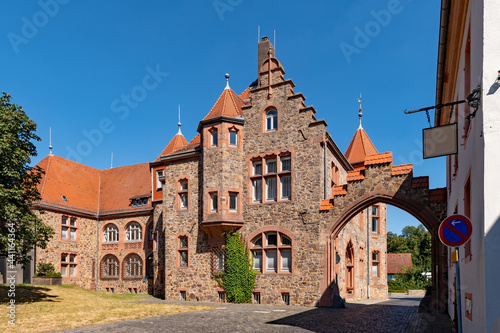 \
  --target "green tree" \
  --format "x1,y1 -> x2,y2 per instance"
388,224 -> 432,272
0,92 -> 54,265
216,232 -> 257,303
